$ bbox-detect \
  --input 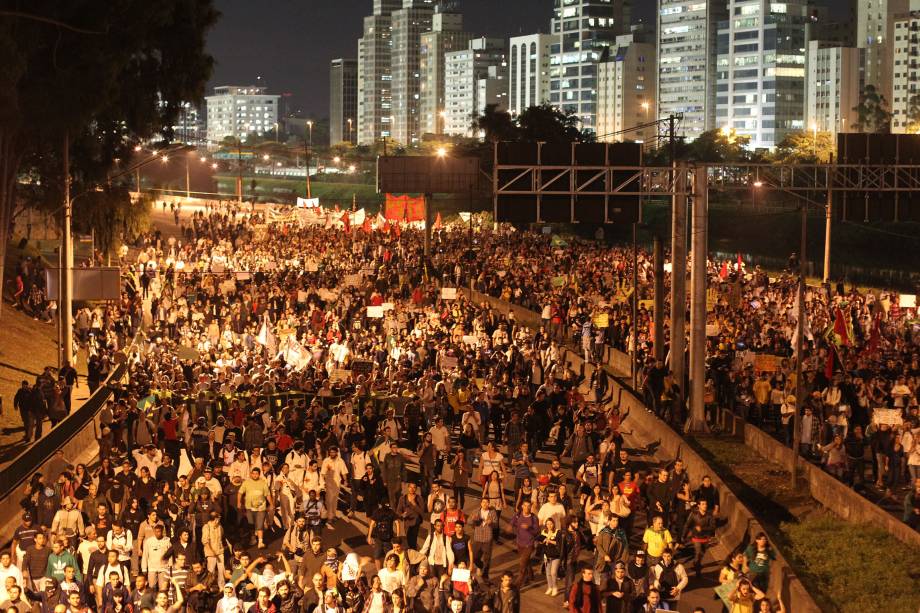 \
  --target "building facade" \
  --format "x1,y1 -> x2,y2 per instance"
420,8 -> 471,136
444,38 -> 508,136
549,0 -> 630,134
357,0 -> 401,145
330,58 -> 358,144
205,86 -> 279,148
859,0 -> 909,106
508,33 -> 554,116
892,10 -> 920,132
805,43 -> 861,136
595,33 -> 657,142
715,0 -> 810,149
391,0 -> 436,146
657,0 -> 728,140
